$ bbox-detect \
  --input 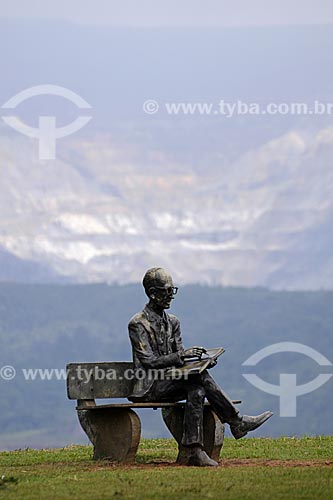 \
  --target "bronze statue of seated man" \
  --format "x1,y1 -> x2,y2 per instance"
128,267 -> 273,466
